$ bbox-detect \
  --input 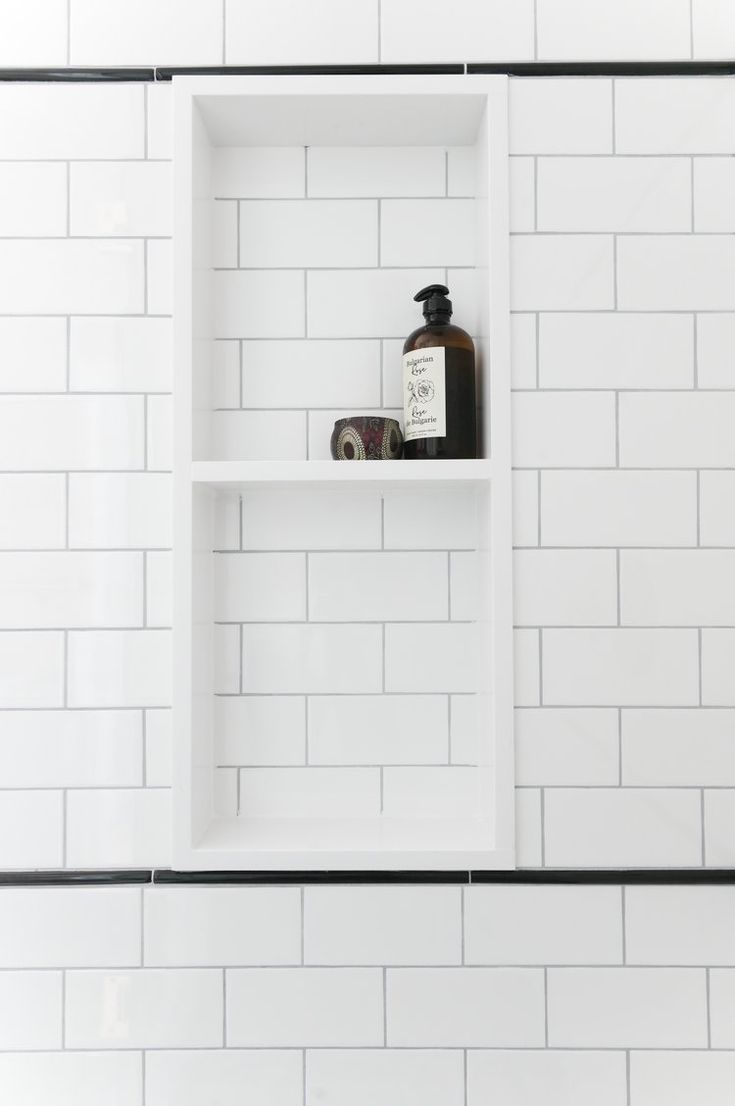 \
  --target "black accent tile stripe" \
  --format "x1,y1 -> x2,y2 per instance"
470,868 -> 735,884
155,64 -> 465,80
0,68 -> 154,82
0,869 -> 152,886
154,869 -> 470,884
467,60 -> 735,76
